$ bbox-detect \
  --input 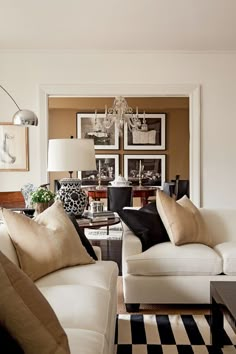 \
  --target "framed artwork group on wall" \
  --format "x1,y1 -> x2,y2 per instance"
123,154 -> 166,187
78,154 -> 119,186
124,113 -> 166,150
76,111 -> 167,189
77,113 -> 119,150
0,123 -> 29,171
